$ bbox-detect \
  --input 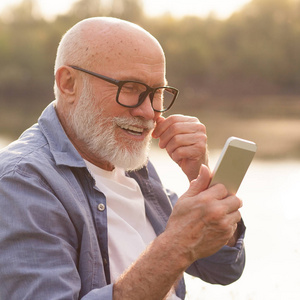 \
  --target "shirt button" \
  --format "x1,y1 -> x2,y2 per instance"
97,203 -> 106,211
